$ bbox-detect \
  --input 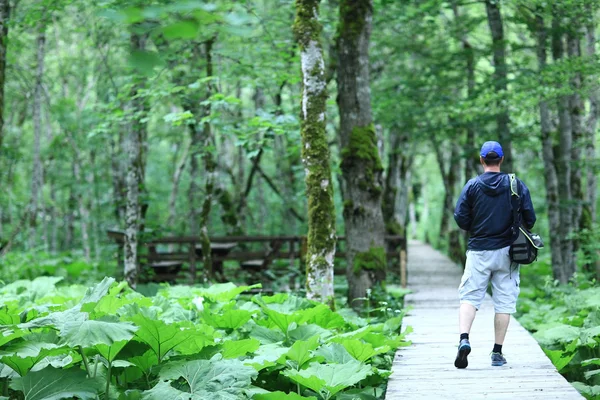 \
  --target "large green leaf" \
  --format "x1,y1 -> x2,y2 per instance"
315,343 -> 356,364
60,319 -> 137,348
197,283 -> 261,302
0,341 -> 67,376
143,357 -> 257,399
283,362 -> 372,398
78,277 -> 116,311
9,366 -> 101,400
254,392 -> 317,400
130,315 -> 195,362
340,339 -> 390,362
129,350 -> 158,375
544,349 -> 576,372
19,309 -> 86,332
249,325 -> 285,344
202,309 -> 253,330
288,324 -> 332,342
533,324 -> 581,347
222,338 -> 260,359
244,344 -> 288,371
285,336 -> 320,369
163,20 -> 199,39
